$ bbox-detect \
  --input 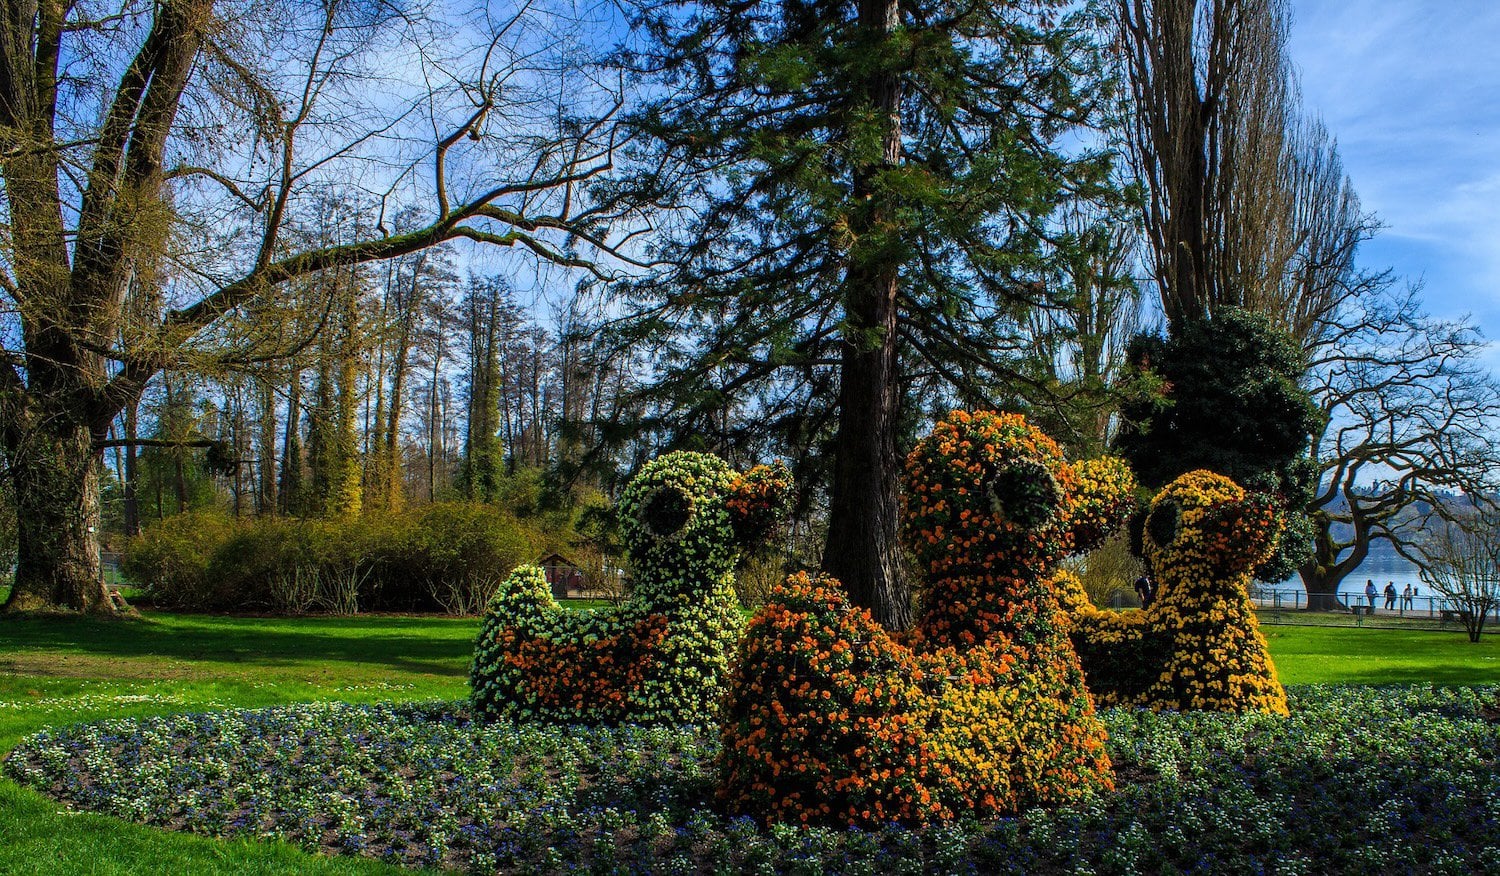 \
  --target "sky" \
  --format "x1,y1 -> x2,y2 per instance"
1288,0 -> 1500,360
